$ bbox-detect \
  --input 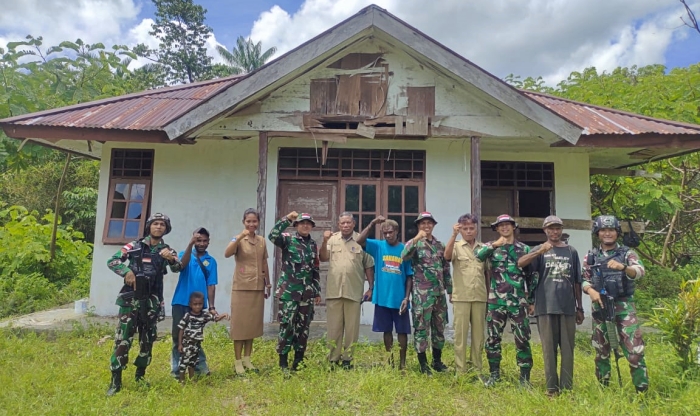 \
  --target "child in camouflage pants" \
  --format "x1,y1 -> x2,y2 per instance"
177,292 -> 228,382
